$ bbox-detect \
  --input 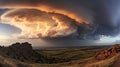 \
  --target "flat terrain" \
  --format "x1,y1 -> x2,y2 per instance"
37,47 -> 102,59
34,46 -> 108,65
